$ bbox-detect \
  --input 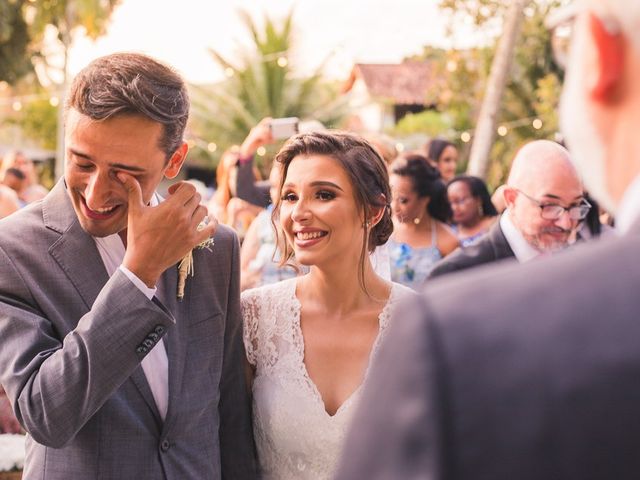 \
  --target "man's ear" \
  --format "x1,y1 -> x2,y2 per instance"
588,13 -> 625,101
503,187 -> 518,209
164,142 -> 189,179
